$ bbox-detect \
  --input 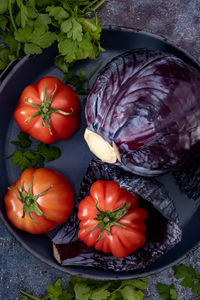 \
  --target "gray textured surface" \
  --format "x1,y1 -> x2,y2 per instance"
1,0 -> 200,299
